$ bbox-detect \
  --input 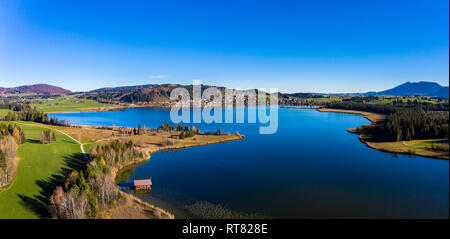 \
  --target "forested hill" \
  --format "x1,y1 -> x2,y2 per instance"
89,84 -> 229,104
89,84 -> 159,93
0,84 -> 72,95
